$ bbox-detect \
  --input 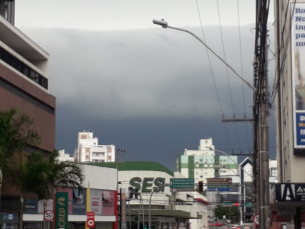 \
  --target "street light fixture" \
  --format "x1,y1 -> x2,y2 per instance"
152,19 -> 255,92
206,147 -> 253,178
